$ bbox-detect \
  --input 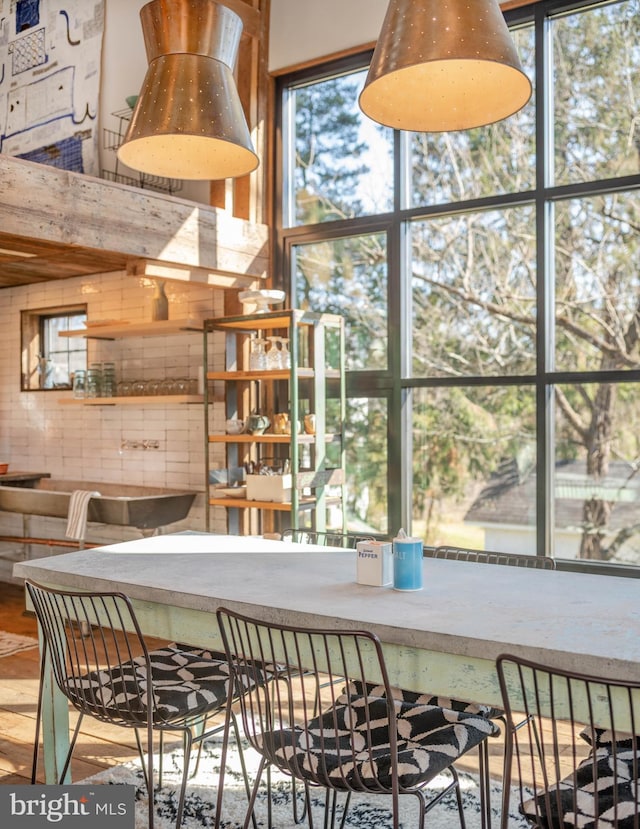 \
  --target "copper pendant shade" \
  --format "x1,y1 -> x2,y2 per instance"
359,0 -> 532,132
117,0 -> 259,181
